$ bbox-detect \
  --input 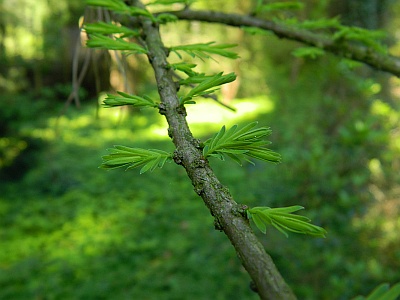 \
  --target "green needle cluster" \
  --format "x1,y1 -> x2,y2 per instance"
100,146 -> 172,174
247,206 -> 327,238
103,92 -> 158,108
86,34 -> 147,53
84,22 -> 140,38
170,42 -> 239,60
180,72 -> 236,104
203,122 -> 281,165
86,0 -> 155,20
